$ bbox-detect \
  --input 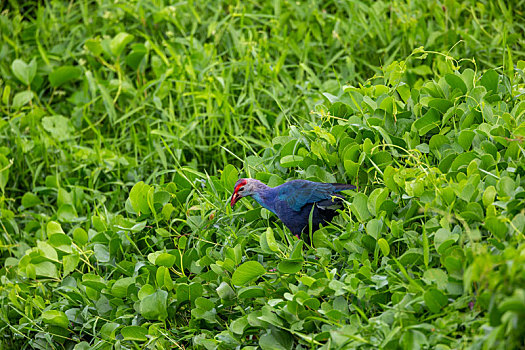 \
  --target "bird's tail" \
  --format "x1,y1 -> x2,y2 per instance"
332,183 -> 357,191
